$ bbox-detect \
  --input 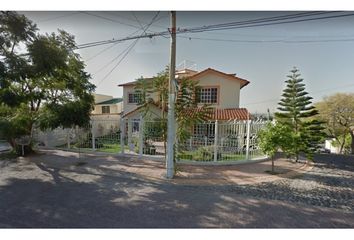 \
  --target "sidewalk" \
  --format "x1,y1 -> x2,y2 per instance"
28,149 -> 312,186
